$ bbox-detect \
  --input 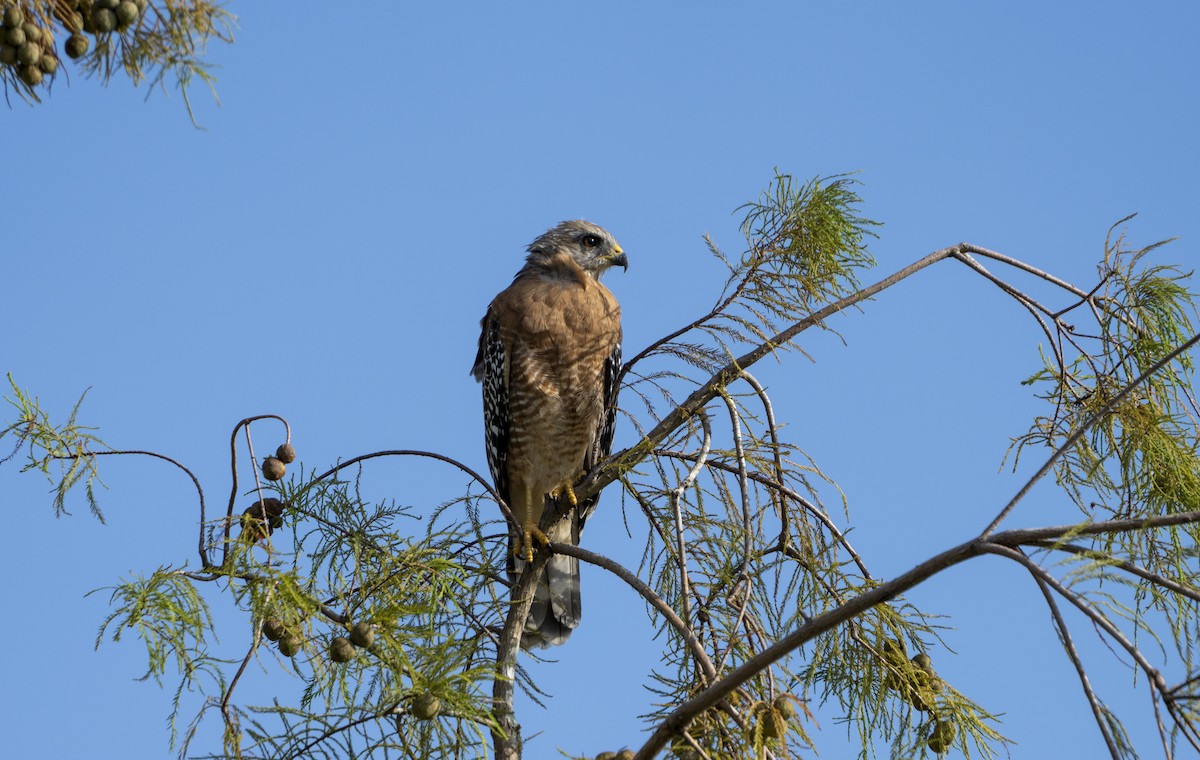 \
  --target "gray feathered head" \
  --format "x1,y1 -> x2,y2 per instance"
525,220 -> 628,276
